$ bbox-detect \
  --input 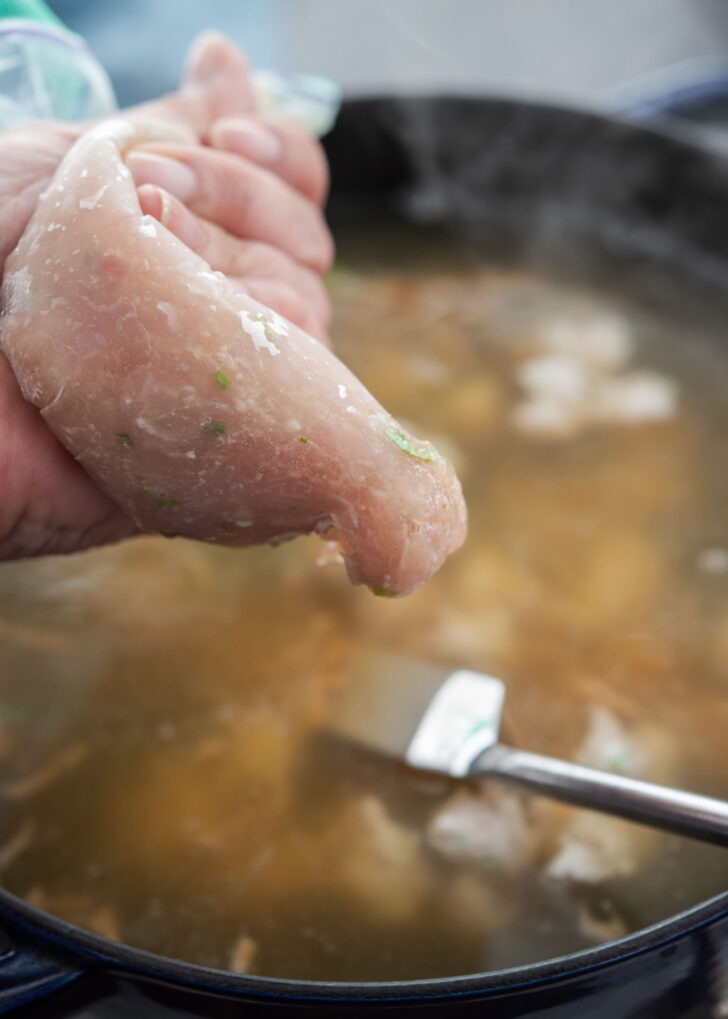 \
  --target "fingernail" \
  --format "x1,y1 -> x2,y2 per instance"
136,183 -> 164,220
126,153 -> 197,202
183,31 -> 231,85
211,118 -> 282,164
137,184 -> 209,251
